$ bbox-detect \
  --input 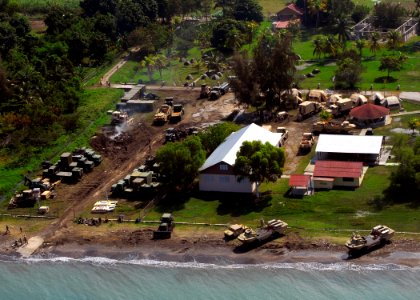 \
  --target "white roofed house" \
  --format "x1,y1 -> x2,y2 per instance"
199,124 -> 284,193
